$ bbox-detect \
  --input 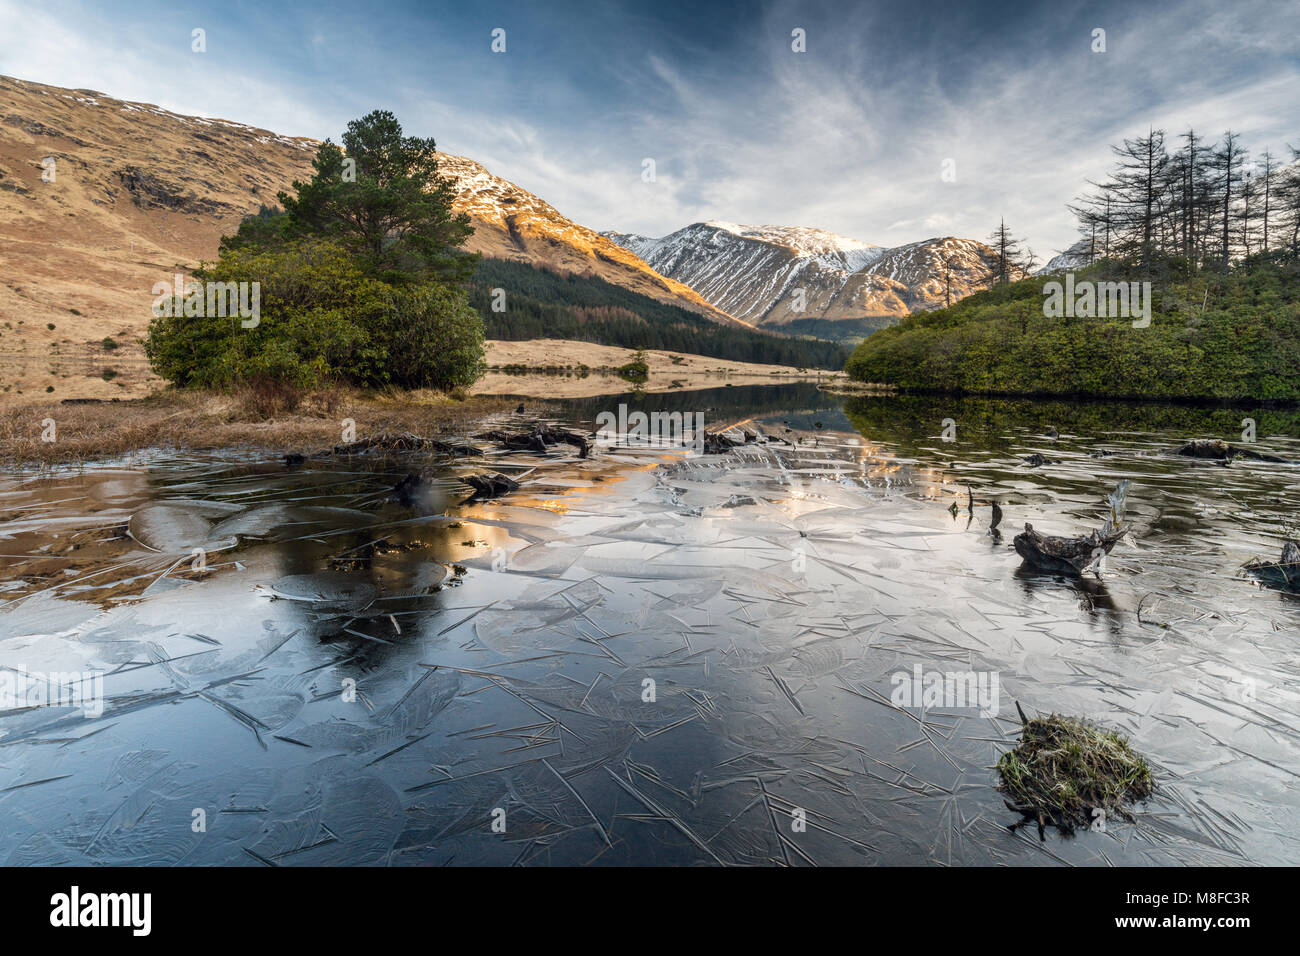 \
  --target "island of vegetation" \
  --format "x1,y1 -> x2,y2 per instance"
146,109 -> 847,399
847,129 -> 1300,402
